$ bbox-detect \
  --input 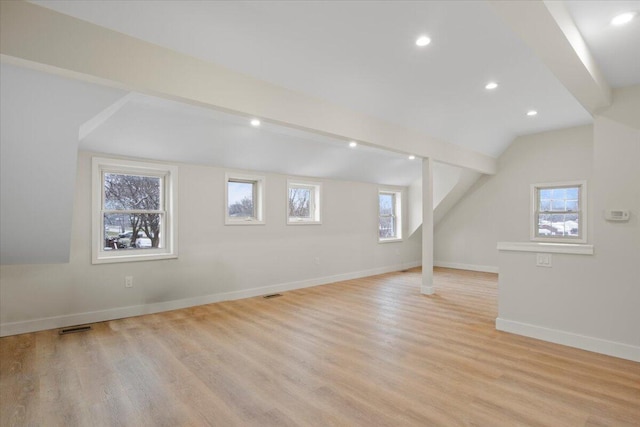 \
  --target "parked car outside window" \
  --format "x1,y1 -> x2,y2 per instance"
135,236 -> 152,248
117,232 -> 133,248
